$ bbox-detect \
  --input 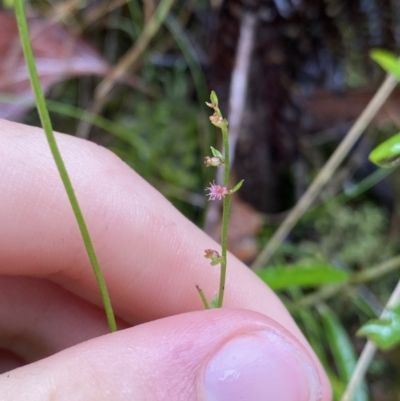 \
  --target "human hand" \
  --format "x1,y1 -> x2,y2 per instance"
0,119 -> 331,400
